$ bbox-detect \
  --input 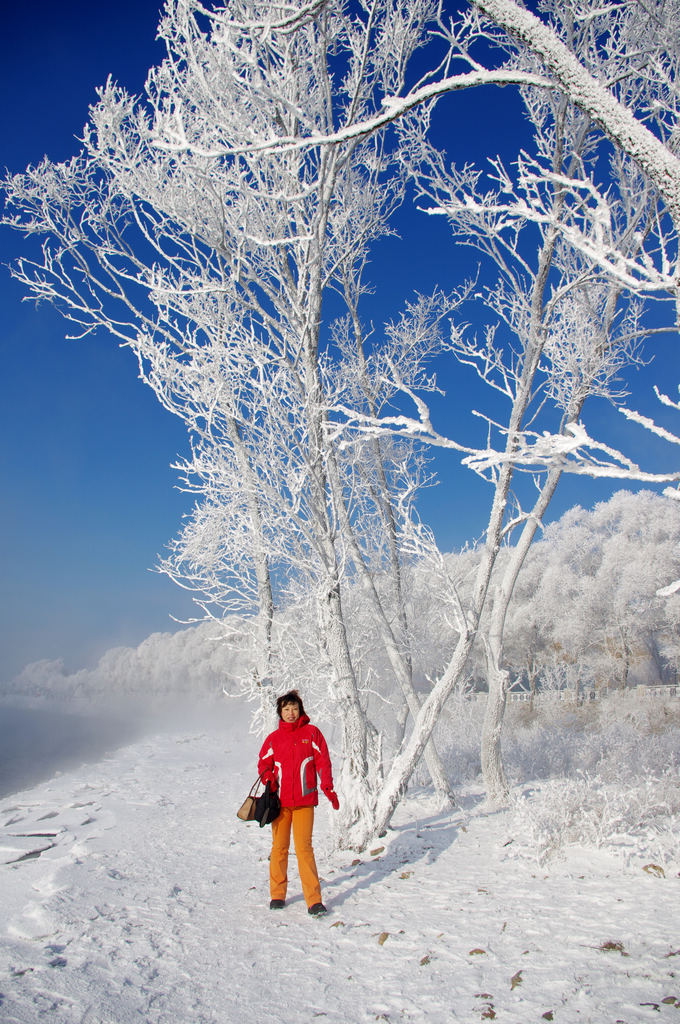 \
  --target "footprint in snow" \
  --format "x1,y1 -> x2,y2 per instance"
6,842 -> 58,865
